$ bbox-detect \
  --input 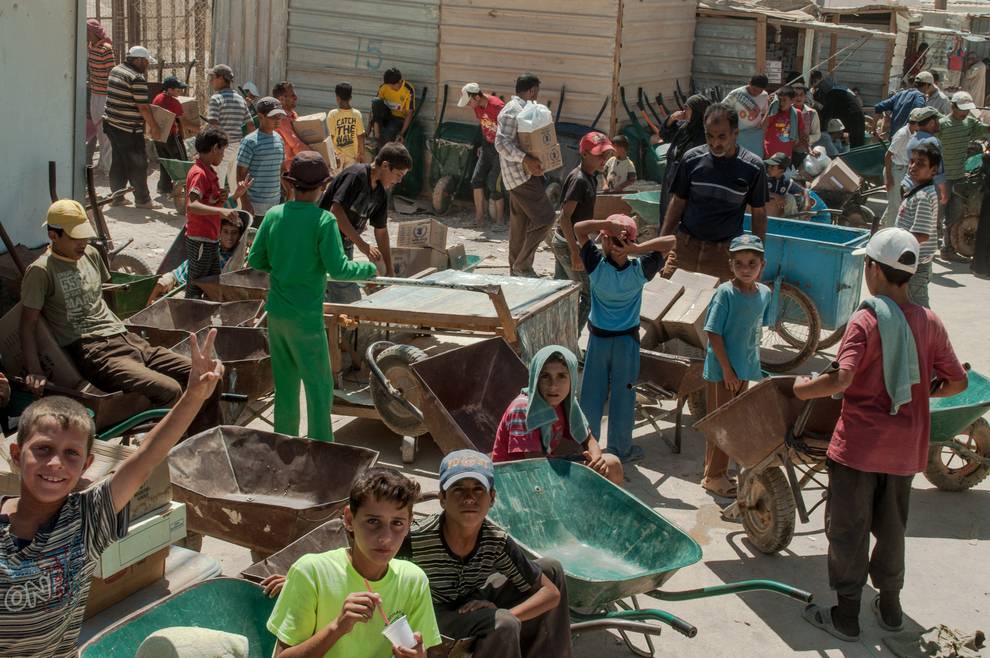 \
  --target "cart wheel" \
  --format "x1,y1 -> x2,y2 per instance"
739,467 -> 796,555
761,283 -> 821,374
545,181 -> 562,208
838,203 -> 874,230
949,215 -> 979,259
687,389 -> 706,419
369,344 -> 430,438
110,252 -> 153,276
817,325 -> 846,351
432,175 -> 456,216
924,418 -> 990,491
